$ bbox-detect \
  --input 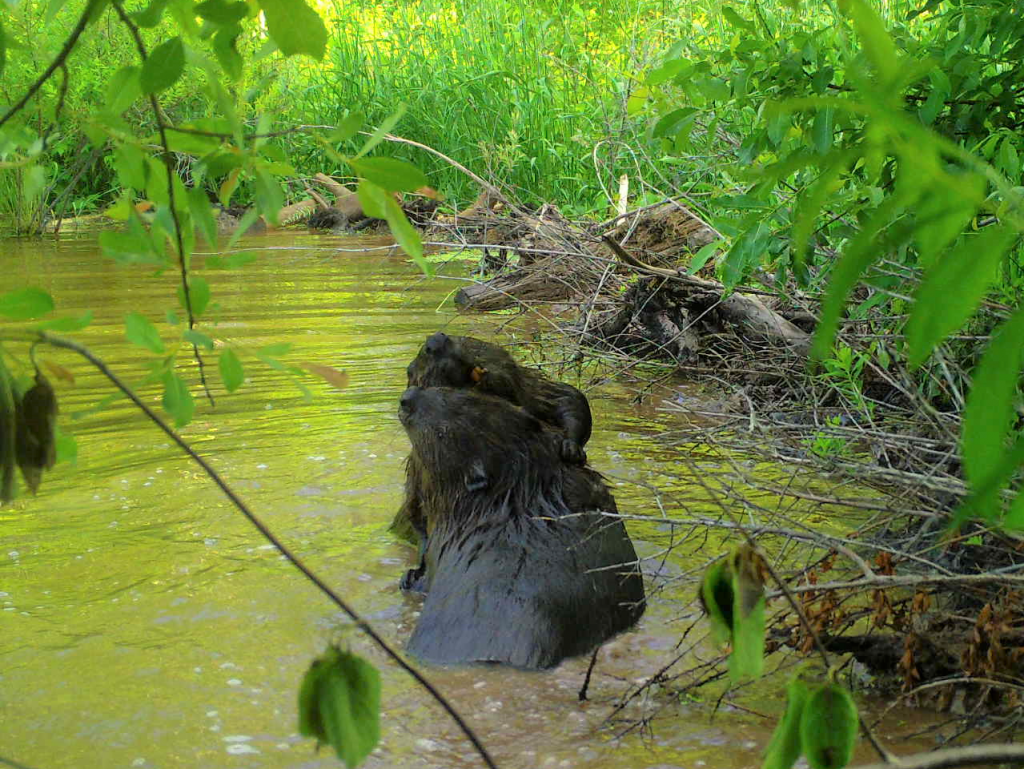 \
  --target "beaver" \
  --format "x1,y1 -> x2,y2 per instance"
398,385 -> 645,668
391,331 -> 593,550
